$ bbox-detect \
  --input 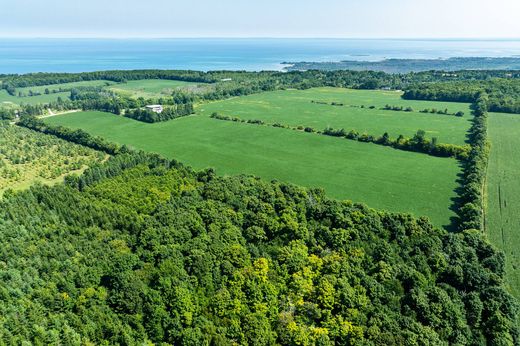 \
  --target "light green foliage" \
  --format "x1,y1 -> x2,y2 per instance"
45,111 -> 460,227
0,122 -> 105,193
198,88 -> 473,145
108,79 -> 211,98
486,112 -> 520,298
